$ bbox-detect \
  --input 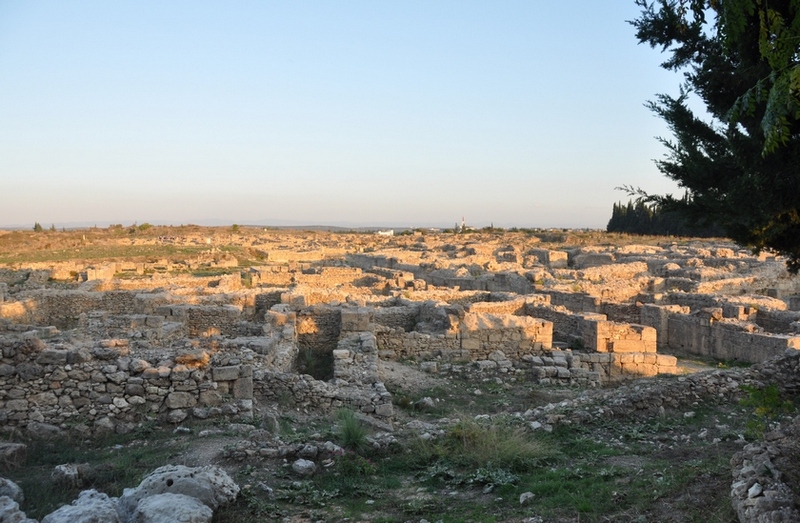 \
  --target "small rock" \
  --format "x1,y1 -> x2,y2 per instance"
291,459 -> 316,477
747,482 -> 763,498
52,463 -> 90,488
520,491 -> 535,505
415,397 -> 436,411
